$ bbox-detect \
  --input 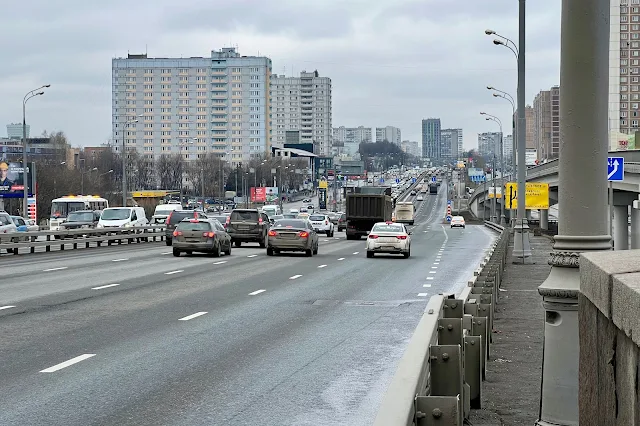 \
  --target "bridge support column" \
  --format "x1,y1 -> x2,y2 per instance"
536,0 -> 612,425
540,209 -> 549,230
631,200 -> 640,249
613,205 -> 629,250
